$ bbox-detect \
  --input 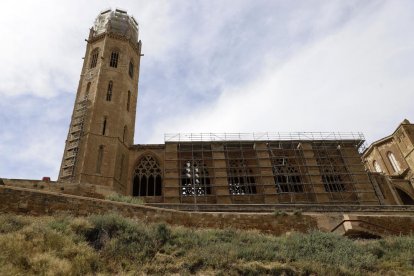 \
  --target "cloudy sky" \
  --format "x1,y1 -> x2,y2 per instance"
0,0 -> 413,180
